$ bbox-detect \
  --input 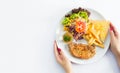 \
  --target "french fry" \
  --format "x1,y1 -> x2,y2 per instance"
88,38 -> 95,45
90,29 -> 99,40
83,20 -> 108,48
83,20 -> 110,48
93,41 -> 104,48
83,35 -> 89,41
